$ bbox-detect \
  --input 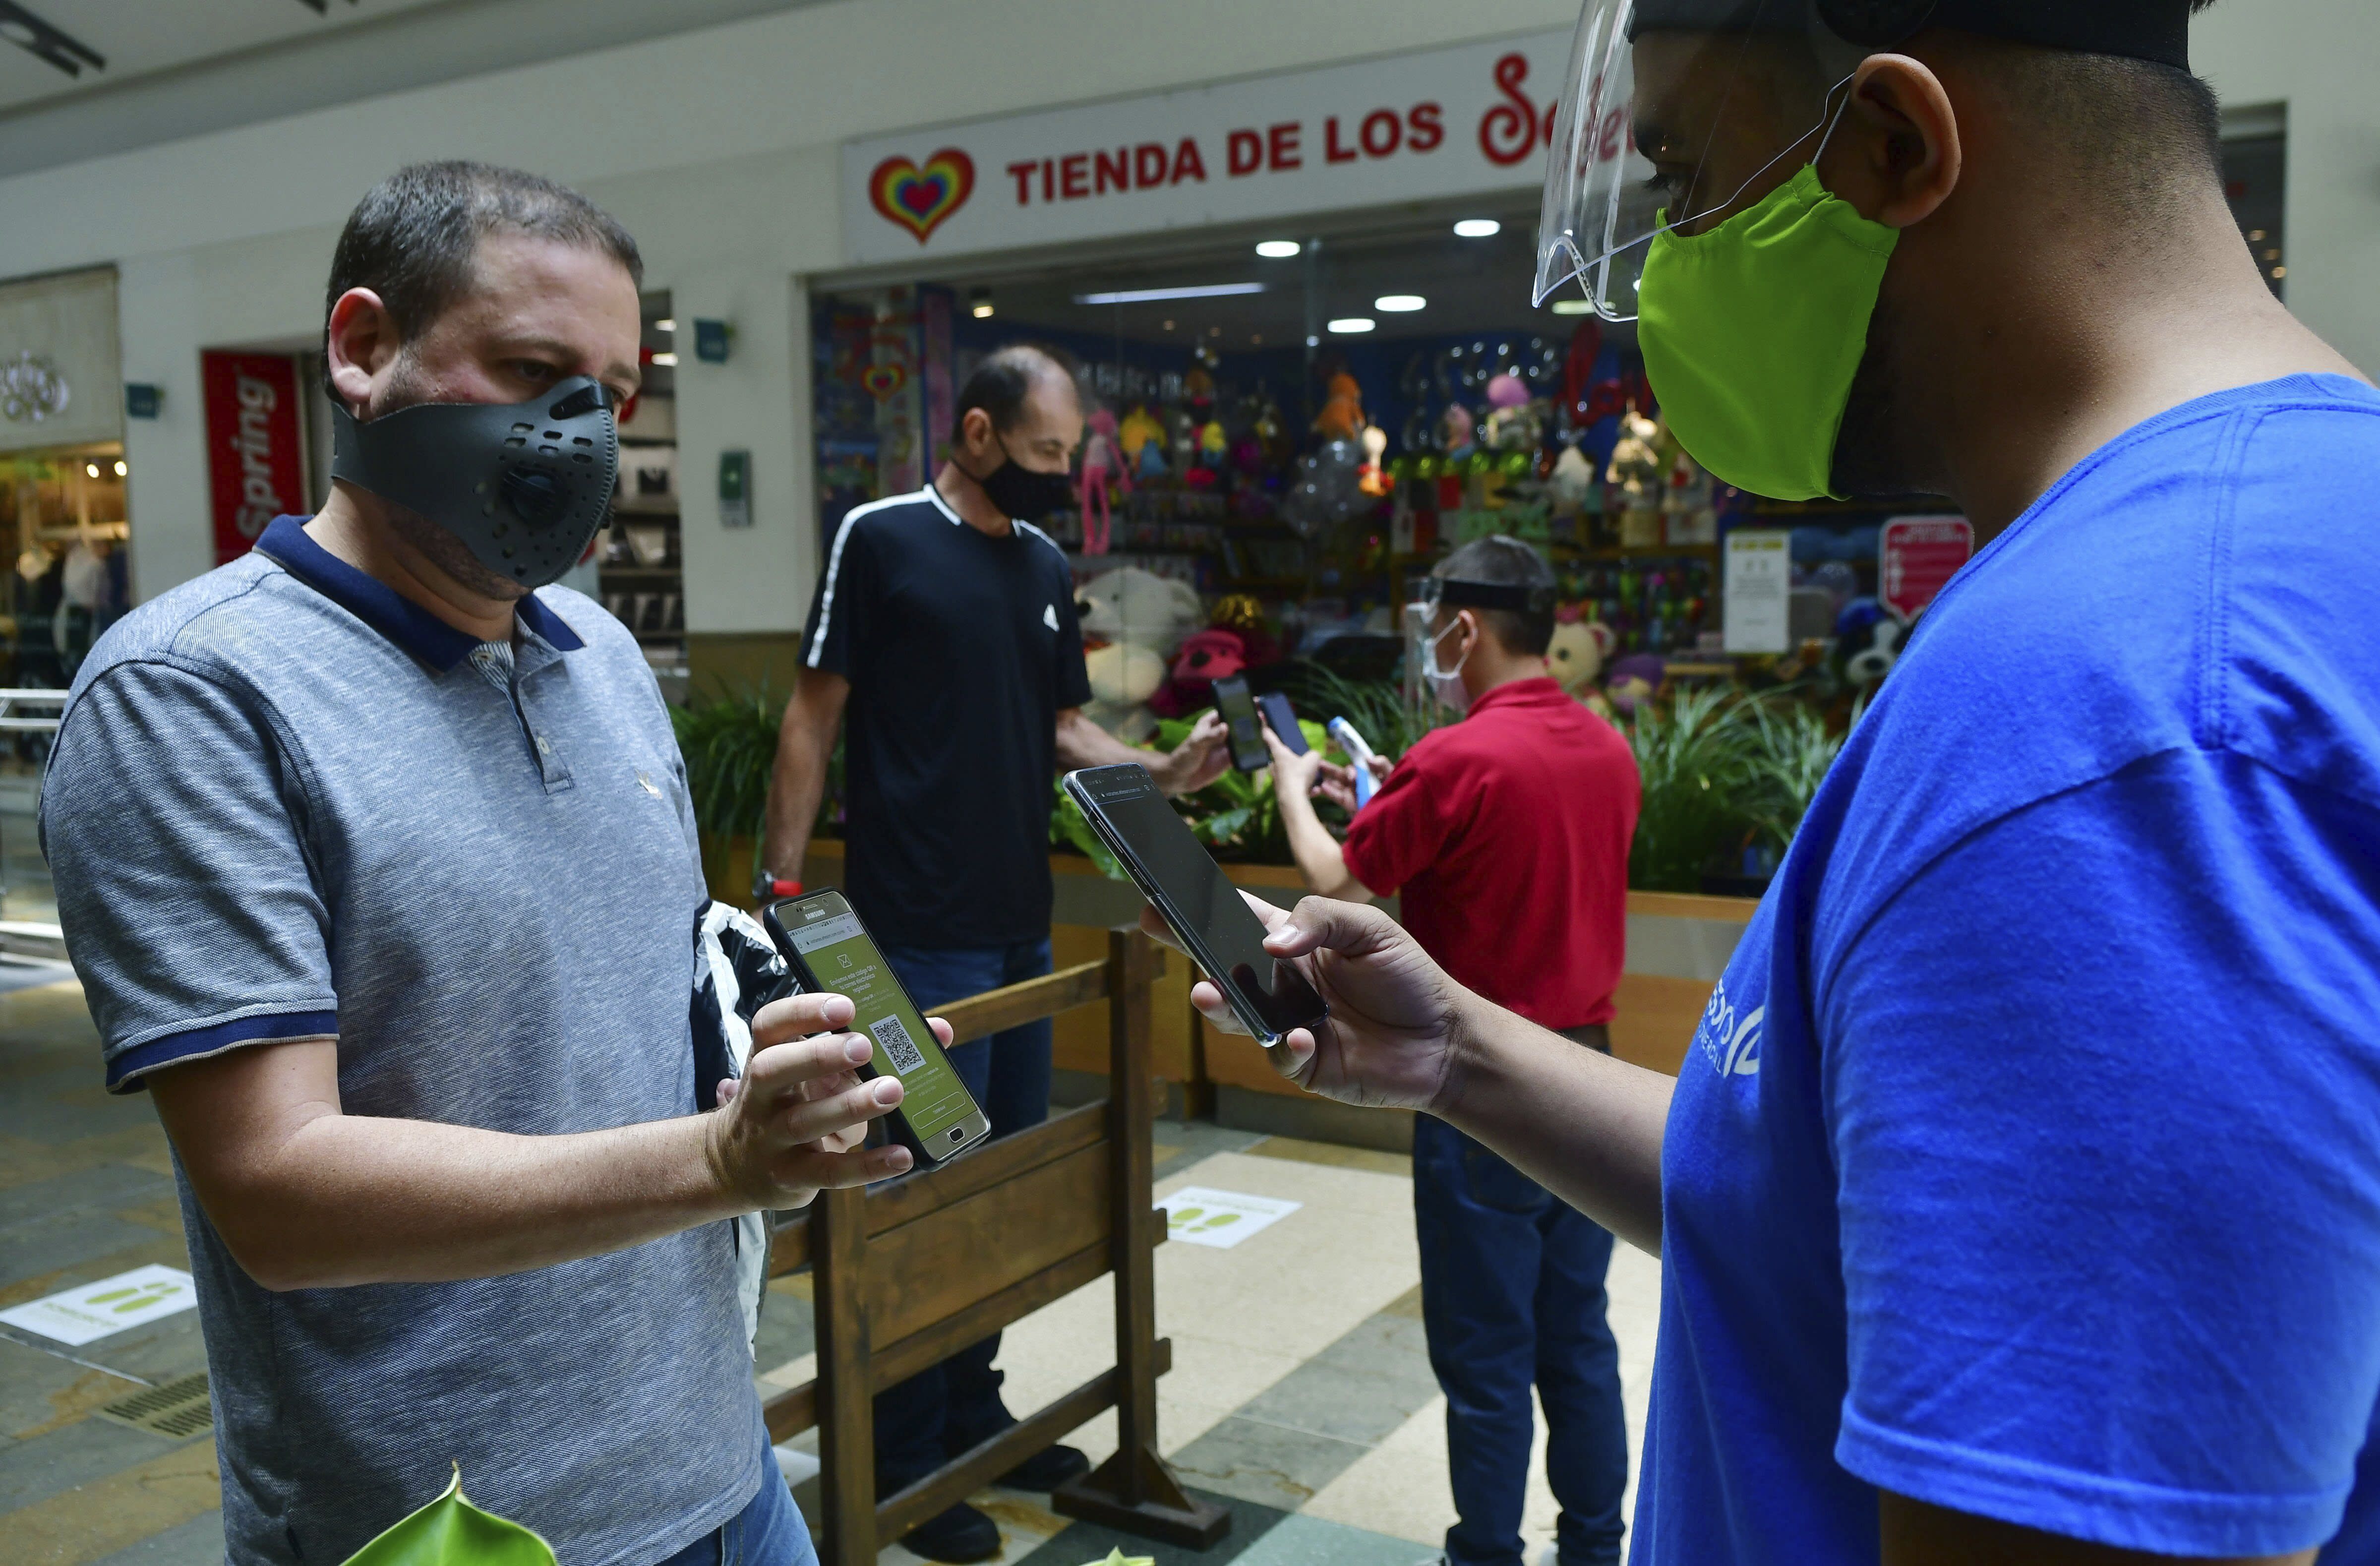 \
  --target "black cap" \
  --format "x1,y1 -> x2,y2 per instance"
1423,578 -> 1559,615
1632,0 -> 2193,69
